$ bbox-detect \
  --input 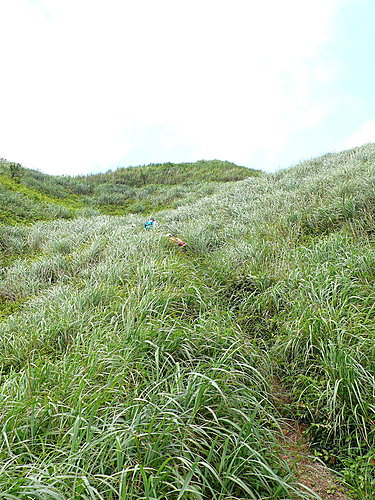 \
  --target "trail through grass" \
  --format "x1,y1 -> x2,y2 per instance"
273,378 -> 349,500
0,143 -> 374,498
0,220 -> 309,499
